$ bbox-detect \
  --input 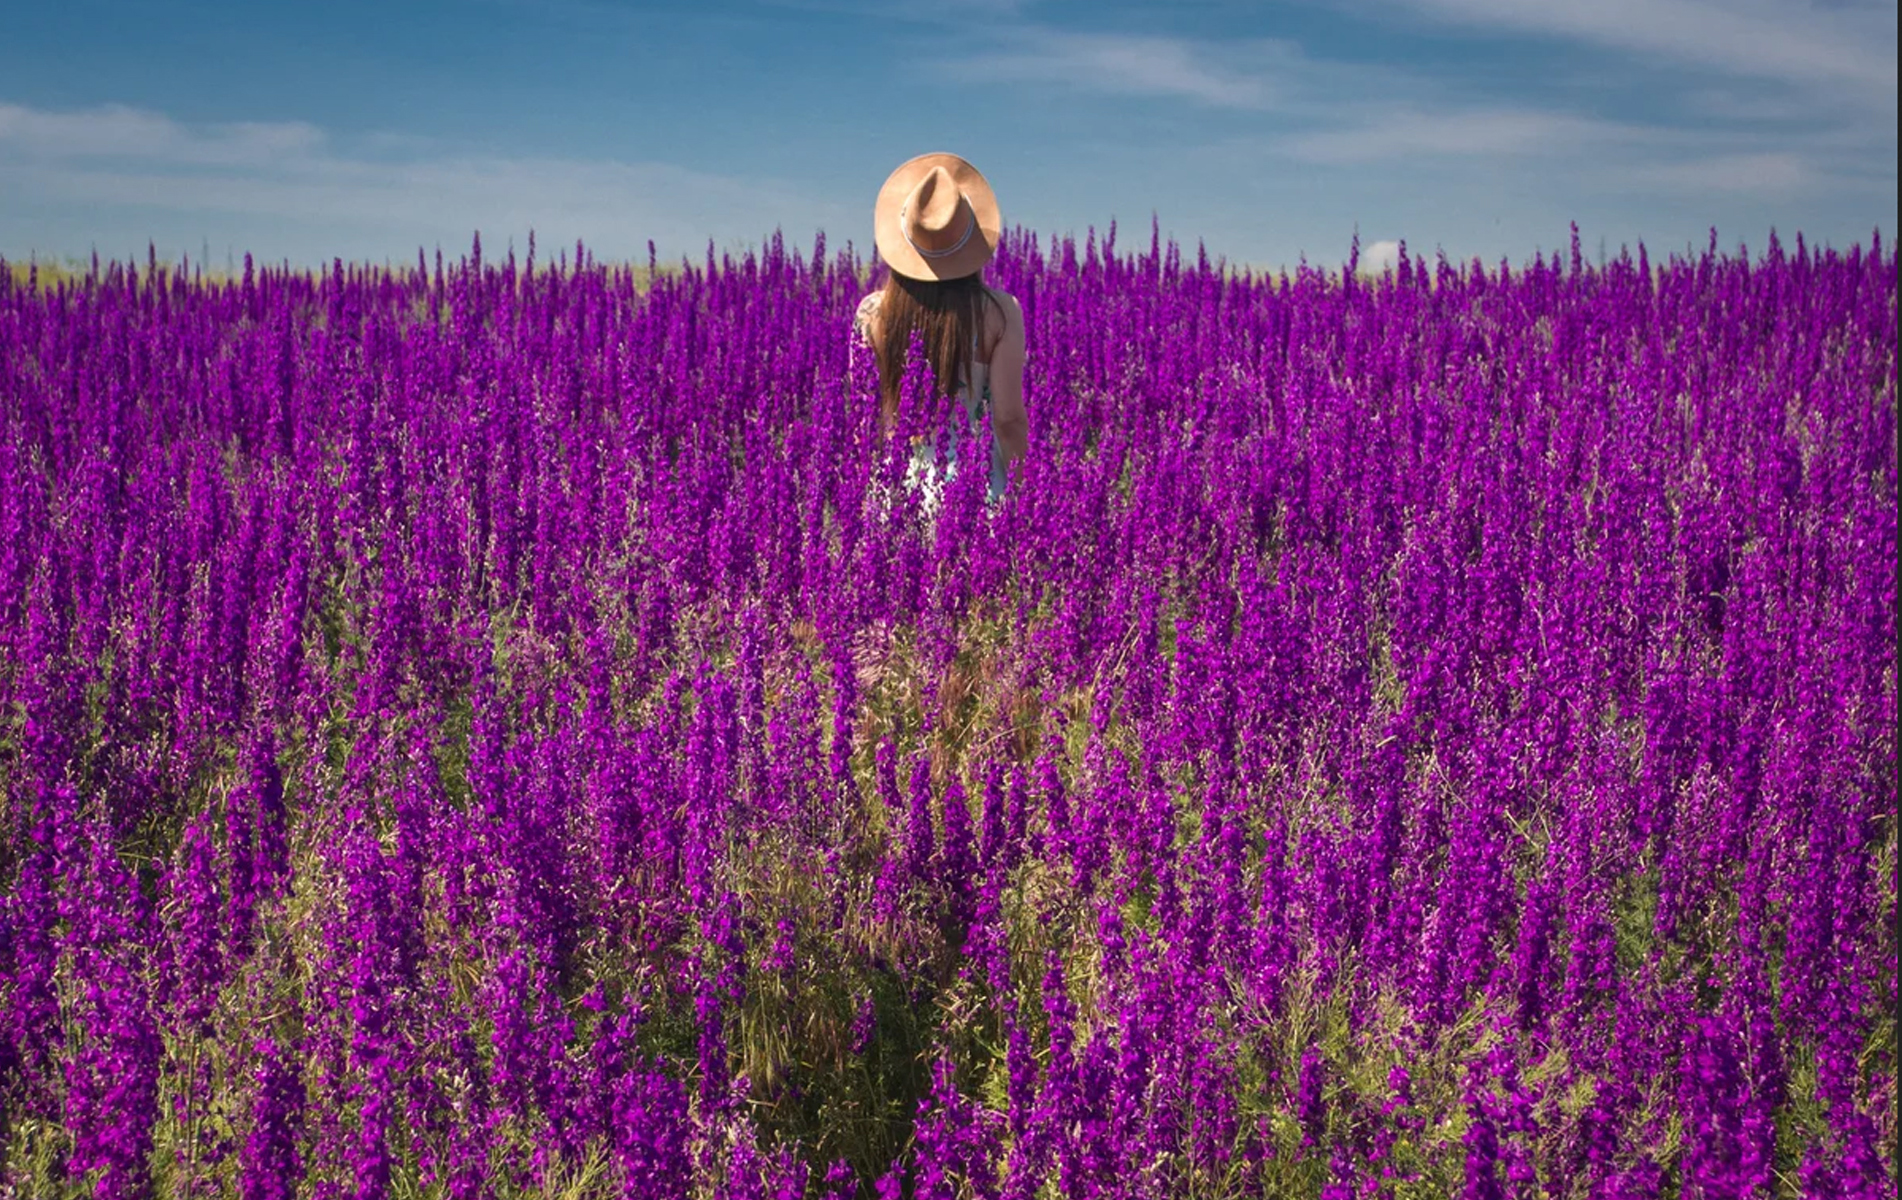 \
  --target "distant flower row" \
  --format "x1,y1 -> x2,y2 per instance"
0,226 -> 1893,1197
